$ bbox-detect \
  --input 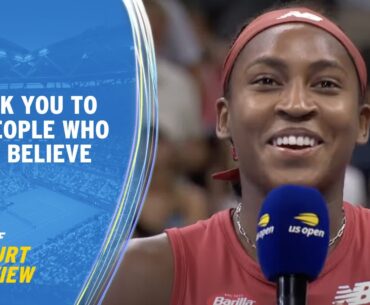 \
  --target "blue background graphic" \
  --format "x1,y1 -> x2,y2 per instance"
0,0 -> 137,304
